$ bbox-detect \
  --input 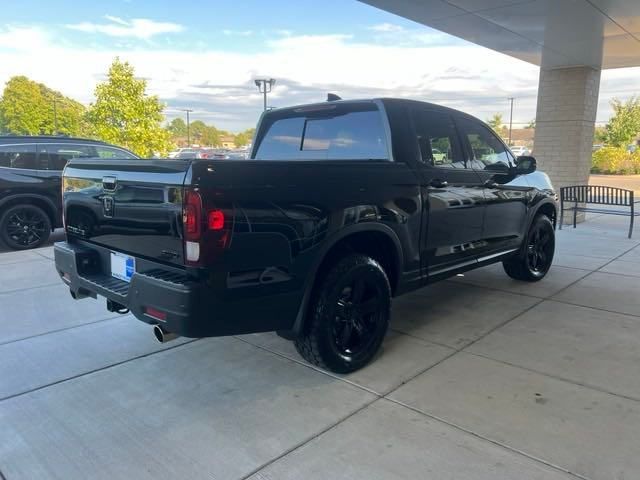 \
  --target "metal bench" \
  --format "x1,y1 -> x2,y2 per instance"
559,185 -> 640,238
